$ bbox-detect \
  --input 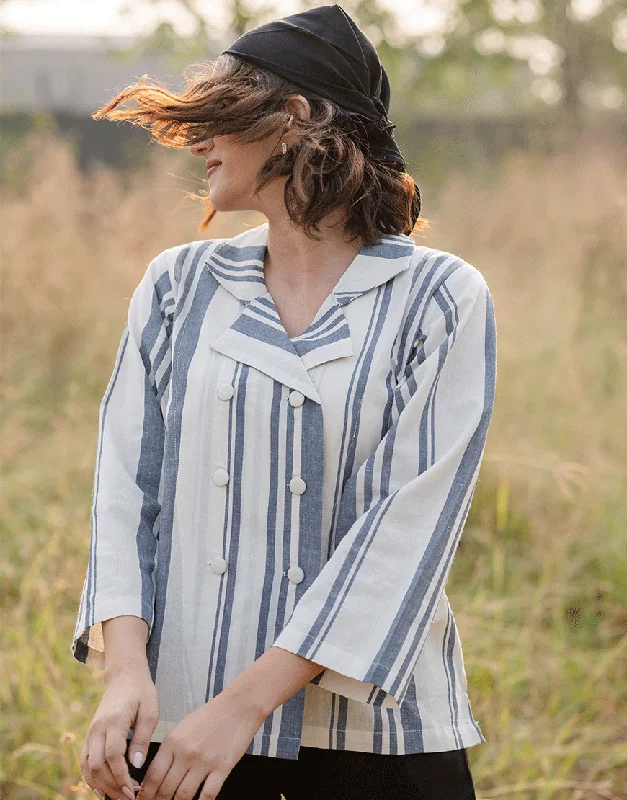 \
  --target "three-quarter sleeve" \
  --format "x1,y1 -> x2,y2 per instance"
274,261 -> 497,706
71,249 -> 176,669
